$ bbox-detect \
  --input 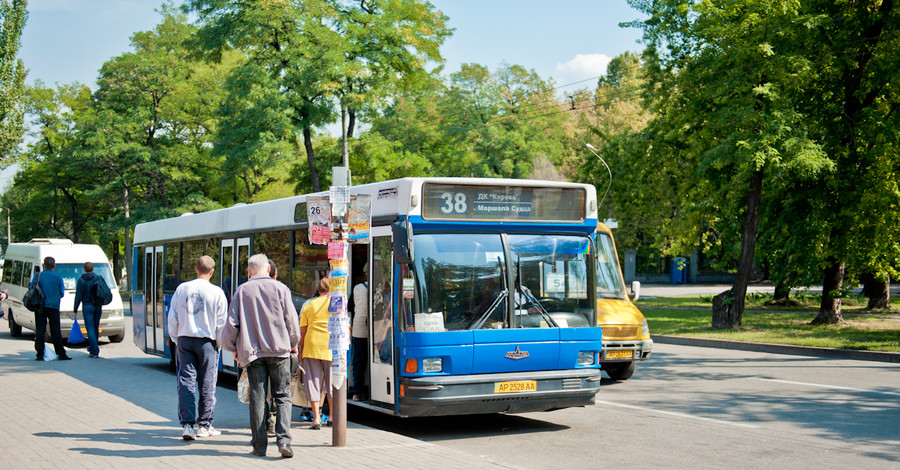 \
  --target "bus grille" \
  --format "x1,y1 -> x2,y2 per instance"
562,378 -> 582,390
602,326 -> 639,339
